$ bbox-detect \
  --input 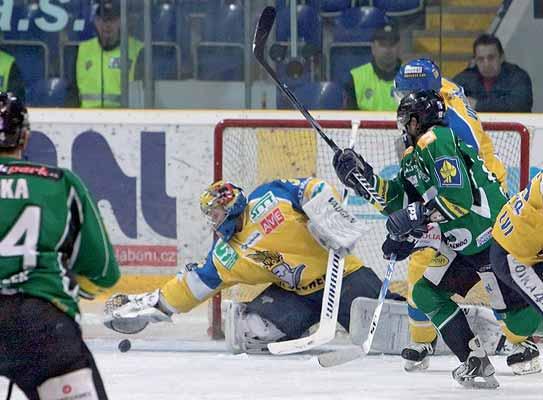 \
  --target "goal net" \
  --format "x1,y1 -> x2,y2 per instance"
210,119 -> 530,338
